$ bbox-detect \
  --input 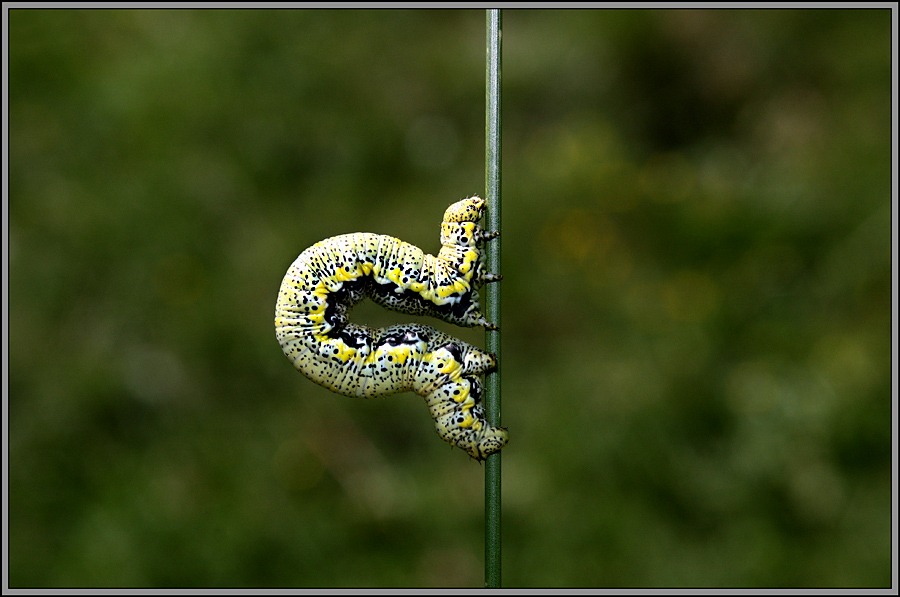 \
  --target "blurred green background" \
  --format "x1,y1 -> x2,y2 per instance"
7,8 -> 893,588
